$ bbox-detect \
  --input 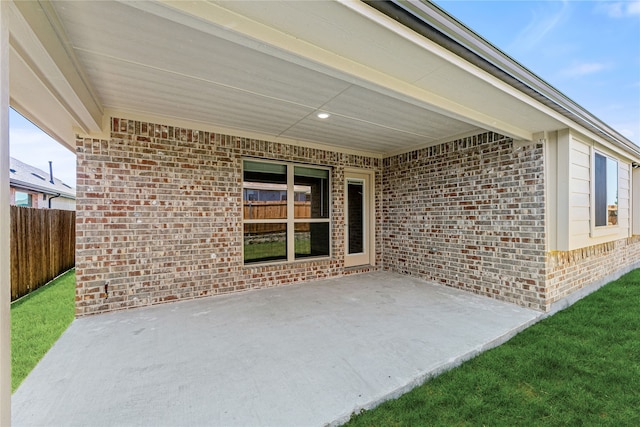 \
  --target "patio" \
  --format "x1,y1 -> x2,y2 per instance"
12,272 -> 541,426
